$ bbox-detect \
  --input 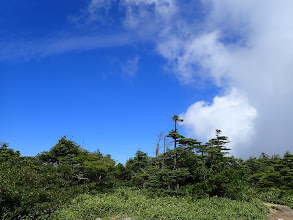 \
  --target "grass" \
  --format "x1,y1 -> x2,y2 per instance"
257,188 -> 293,209
51,187 -> 269,220
271,206 -> 281,211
